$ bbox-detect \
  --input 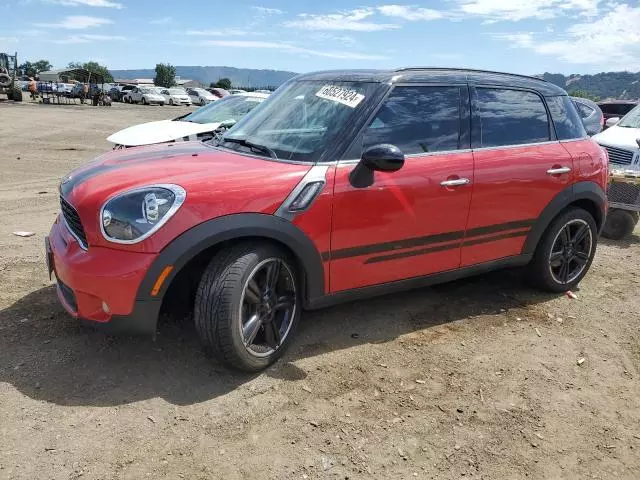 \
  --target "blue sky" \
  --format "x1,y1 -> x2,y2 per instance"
1,1 -> 639,74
